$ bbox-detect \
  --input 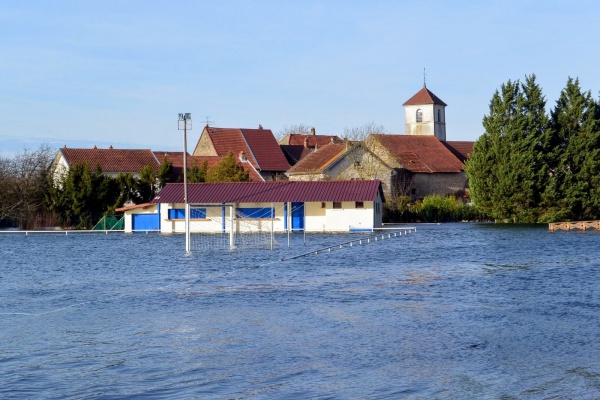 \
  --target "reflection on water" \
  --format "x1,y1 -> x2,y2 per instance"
1,224 -> 599,399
